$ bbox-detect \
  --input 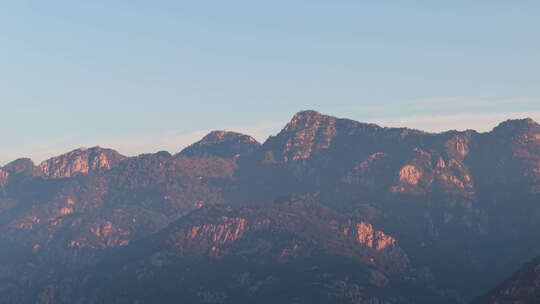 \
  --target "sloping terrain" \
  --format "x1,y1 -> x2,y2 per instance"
37,196 -> 446,304
1,110 -> 539,303
473,256 -> 540,304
